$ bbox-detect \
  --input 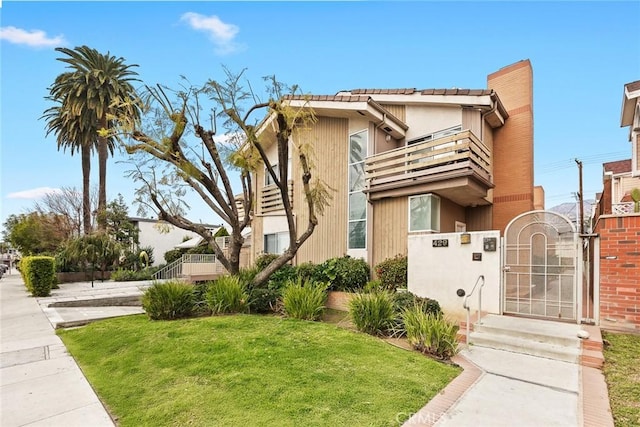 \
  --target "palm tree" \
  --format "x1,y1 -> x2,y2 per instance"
42,100 -> 96,234
45,45 -> 142,230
